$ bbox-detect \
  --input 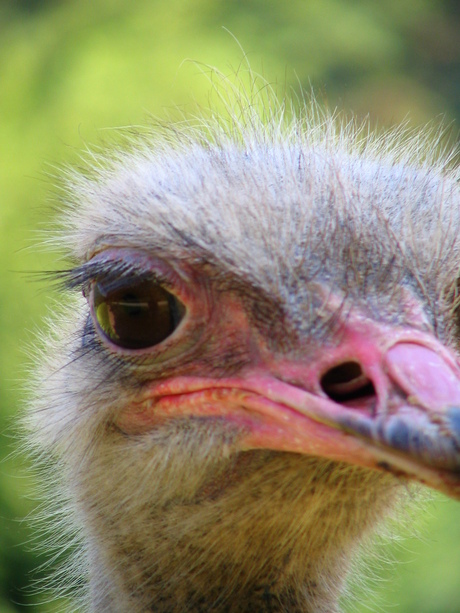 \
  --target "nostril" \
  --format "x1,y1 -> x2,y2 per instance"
320,361 -> 376,404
